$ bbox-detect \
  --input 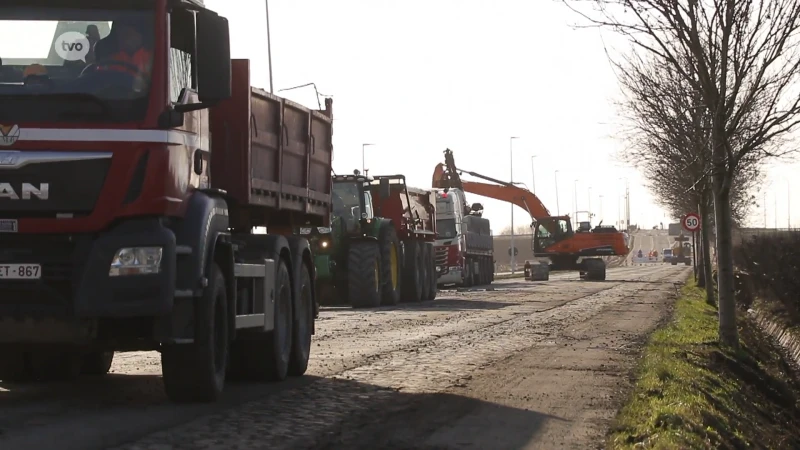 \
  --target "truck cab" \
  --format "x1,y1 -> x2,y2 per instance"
433,188 -> 466,284
0,0 -> 328,403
